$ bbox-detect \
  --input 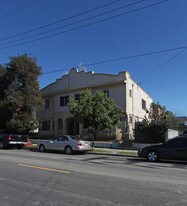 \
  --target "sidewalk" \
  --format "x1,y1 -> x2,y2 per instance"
88,148 -> 138,157
29,139 -> 138,157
